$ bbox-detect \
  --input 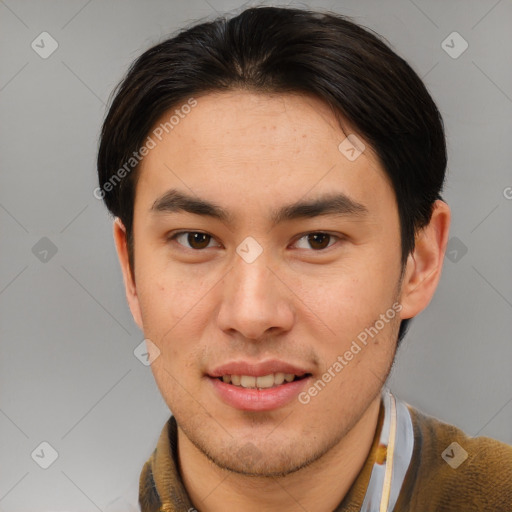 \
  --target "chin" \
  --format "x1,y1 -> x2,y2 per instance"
186,427 -> 332,478
205,448 -> 316,478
